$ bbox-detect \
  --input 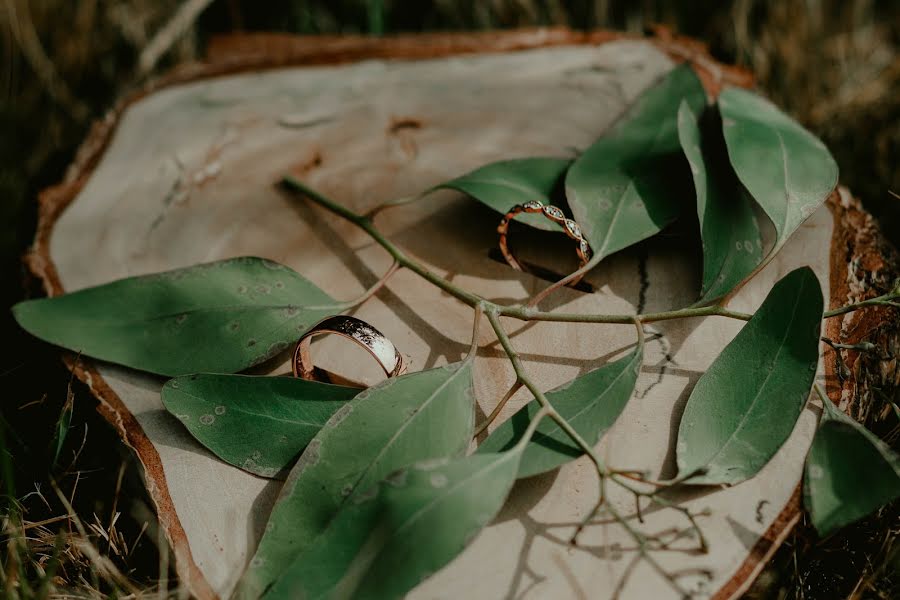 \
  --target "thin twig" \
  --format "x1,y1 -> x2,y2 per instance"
334,261 -> 400,309
527,254 -> 601,307
365,195 -> 420,219
466,302 -> 486,361
473,381 -> 524,438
